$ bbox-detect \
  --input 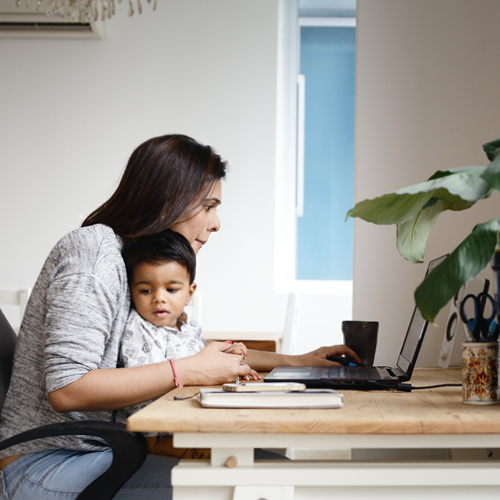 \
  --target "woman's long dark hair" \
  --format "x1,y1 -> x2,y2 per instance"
82,134 -> 227,244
